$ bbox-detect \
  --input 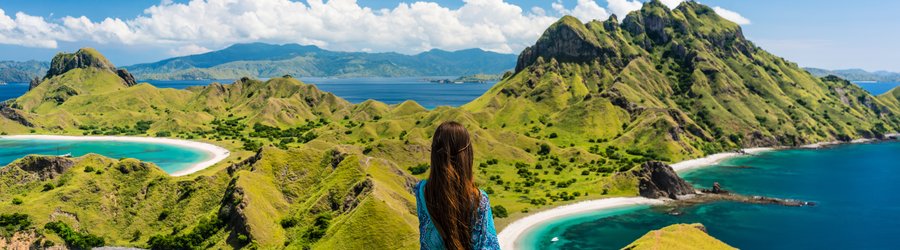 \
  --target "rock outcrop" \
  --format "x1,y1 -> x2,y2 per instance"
42,48 -> 136,87
635,161 -> 695,199
0,104 -> 33,127
3,156 -> 76,181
